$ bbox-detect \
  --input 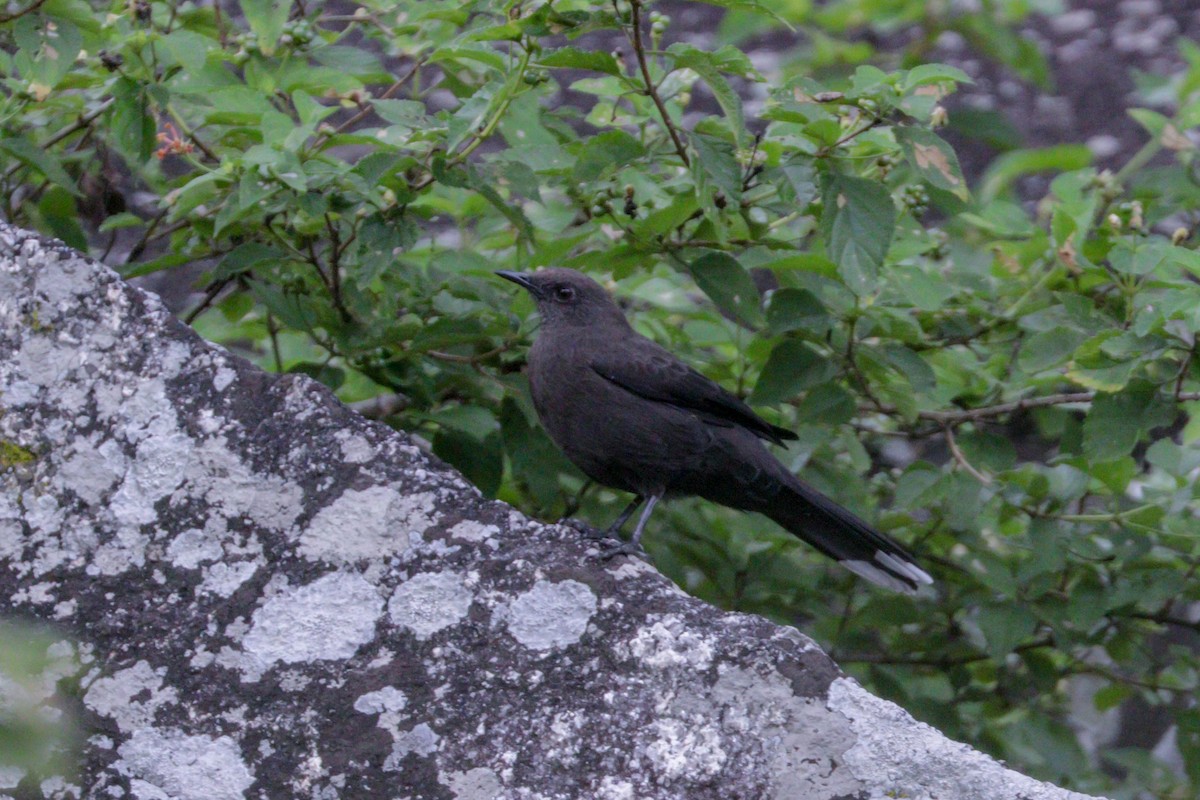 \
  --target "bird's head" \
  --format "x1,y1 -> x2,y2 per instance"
496,268 -> 630,330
